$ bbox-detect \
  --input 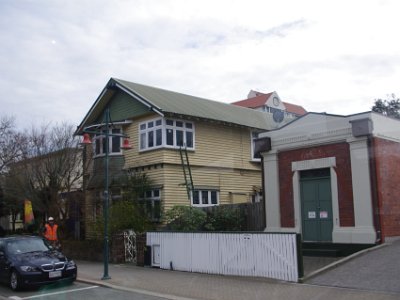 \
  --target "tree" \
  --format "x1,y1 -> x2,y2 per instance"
93,171 -> 155,237
372,94 -> 400,119
0,115 -> 27,174
0,169 -> 30,232
5,122 -> 84,231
